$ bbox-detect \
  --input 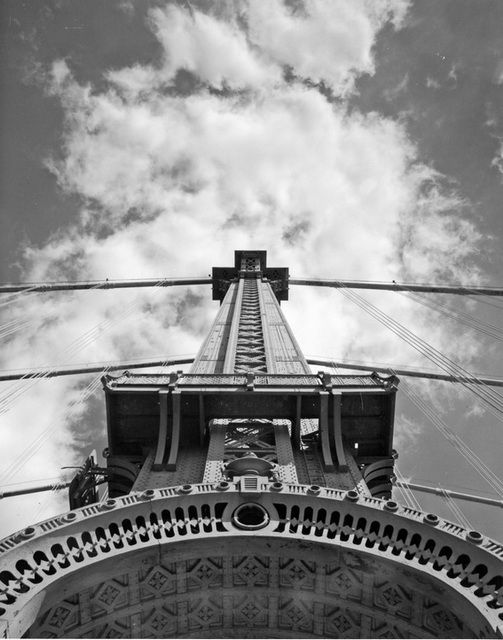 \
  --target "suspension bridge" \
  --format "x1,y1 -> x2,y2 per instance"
0,270 -> 502,532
